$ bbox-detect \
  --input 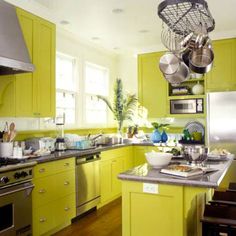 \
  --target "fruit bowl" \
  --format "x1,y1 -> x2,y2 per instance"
145,151 -> 173,168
